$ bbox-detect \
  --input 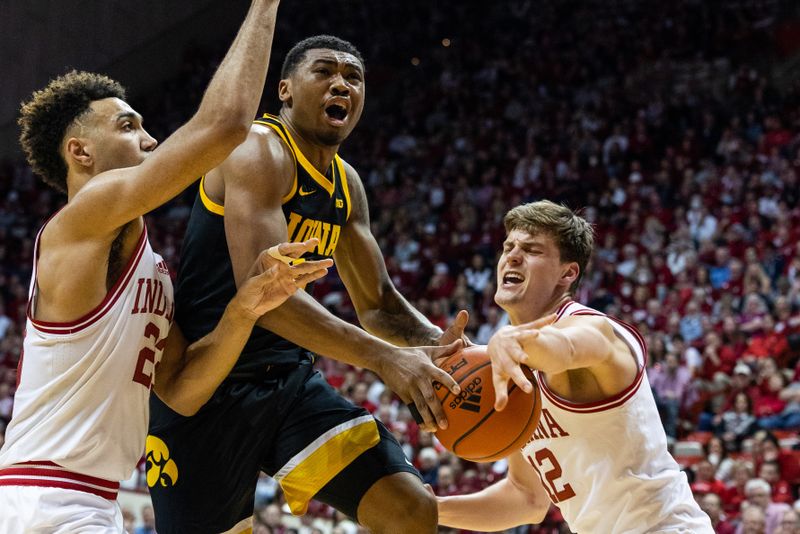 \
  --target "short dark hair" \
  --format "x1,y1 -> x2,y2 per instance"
18,70 -> 126,193
281,35 -> 364,79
